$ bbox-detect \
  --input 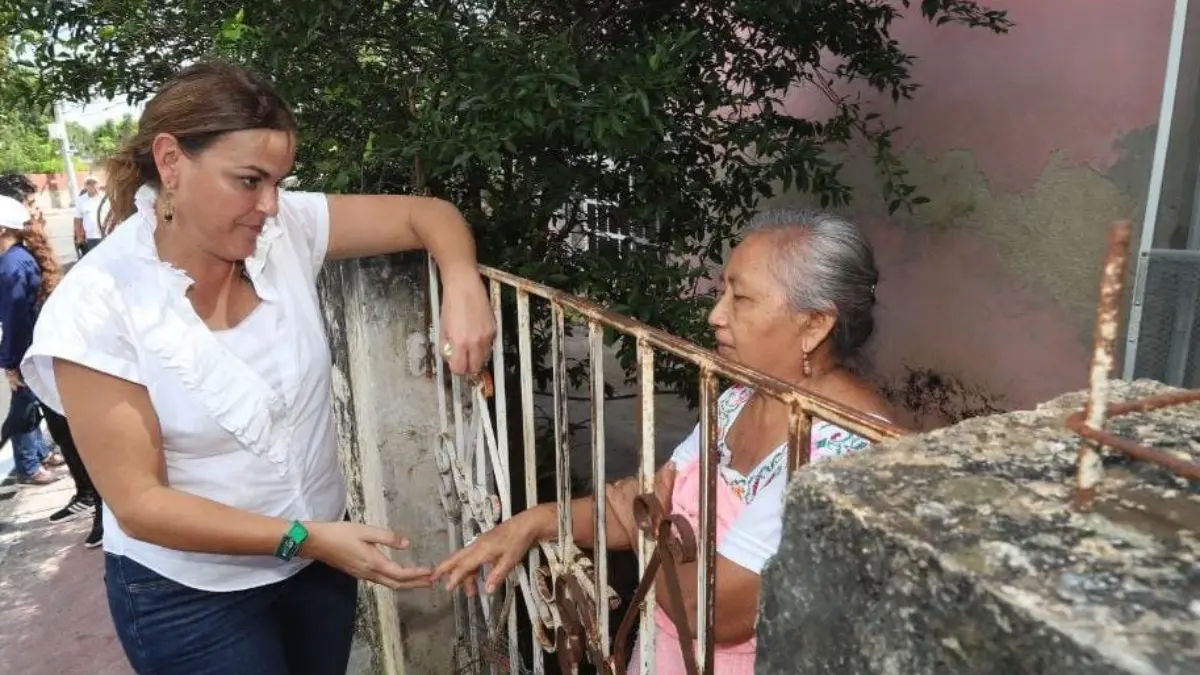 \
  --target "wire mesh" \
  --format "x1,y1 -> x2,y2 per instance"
1131,249 -> 1200,388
